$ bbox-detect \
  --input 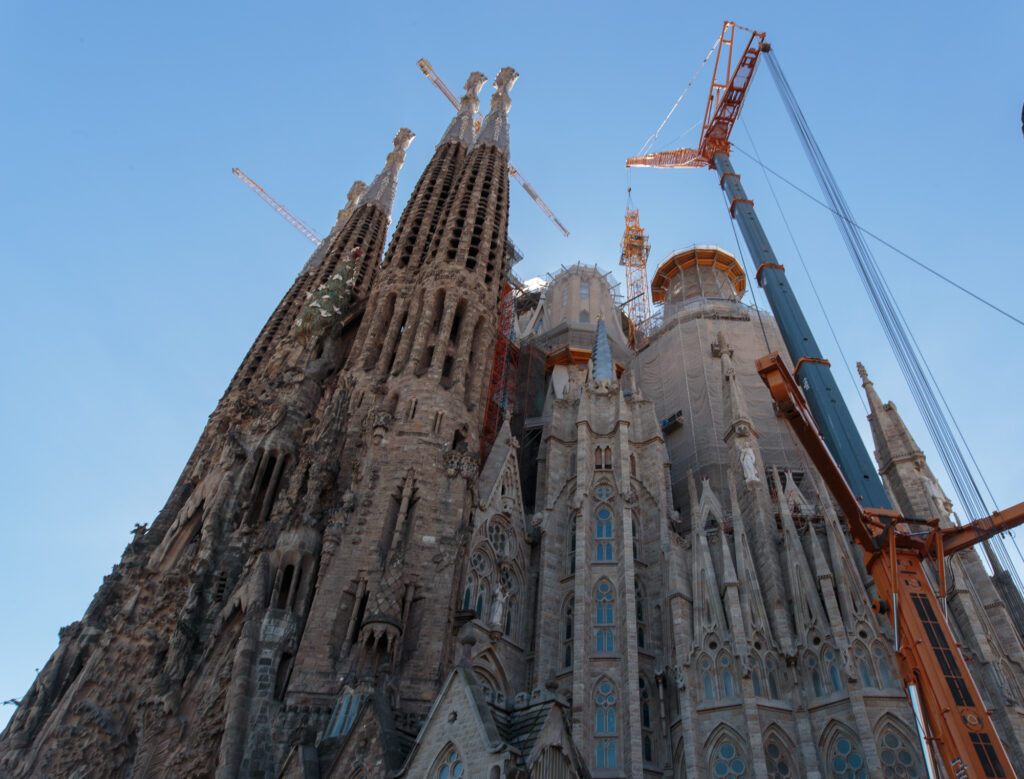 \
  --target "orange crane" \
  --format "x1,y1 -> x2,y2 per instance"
630,20 -> 1024,777
759,353 -> 1024,779
417,58 -> 570,238
232,167 -> 322,245
619,207 -> 653,347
